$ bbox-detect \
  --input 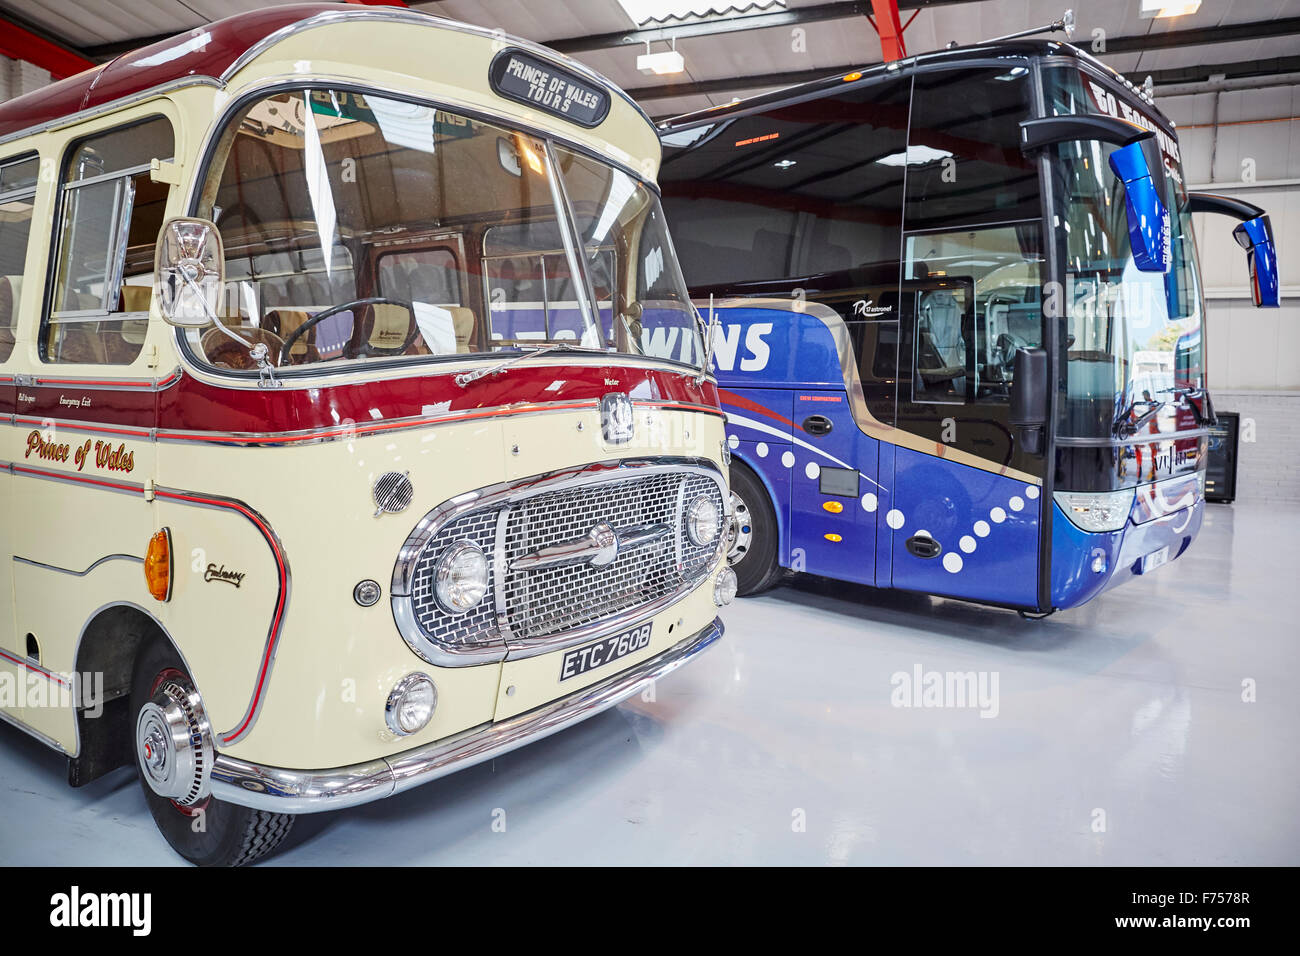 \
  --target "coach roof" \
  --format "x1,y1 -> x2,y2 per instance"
0,2 -> 649,145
